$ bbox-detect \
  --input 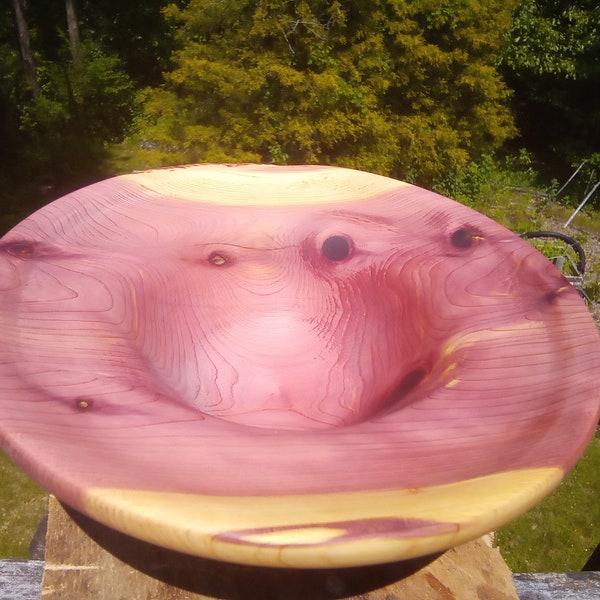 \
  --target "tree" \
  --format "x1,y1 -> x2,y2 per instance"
18,40 -> 136,187
131,0 -> 519,185
65,0 -> 82,64
500,0 -> 600,177
11,0 -> 40,97
2,0 -> 139,233
77,0 -> 183,88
